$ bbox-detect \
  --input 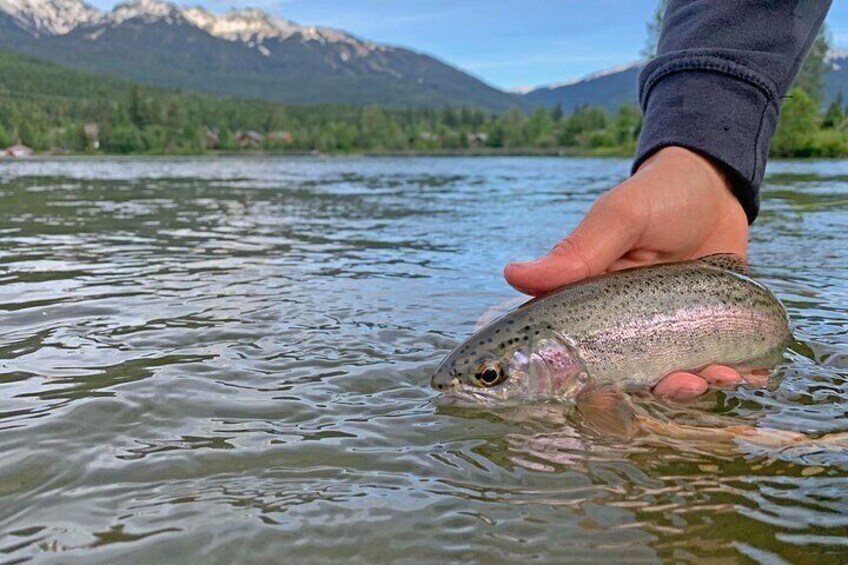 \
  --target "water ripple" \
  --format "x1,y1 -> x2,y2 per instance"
0,157 -> 845,563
